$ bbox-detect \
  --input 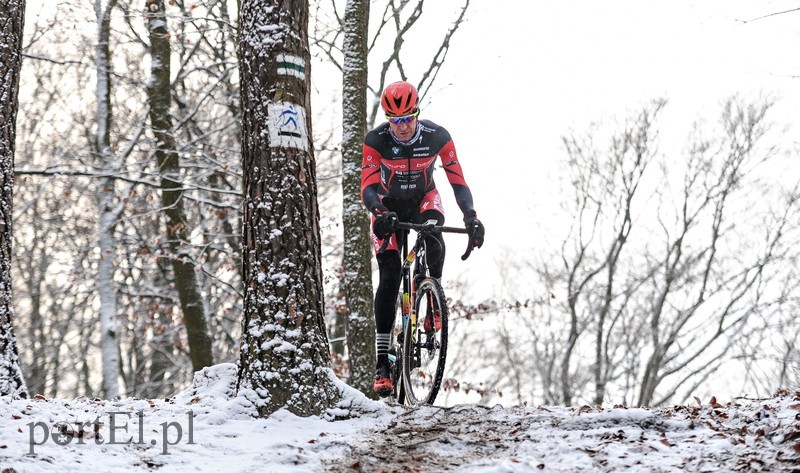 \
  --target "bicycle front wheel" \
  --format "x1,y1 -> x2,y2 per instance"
402,278 -> 448,405
392,333 -> 406,404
